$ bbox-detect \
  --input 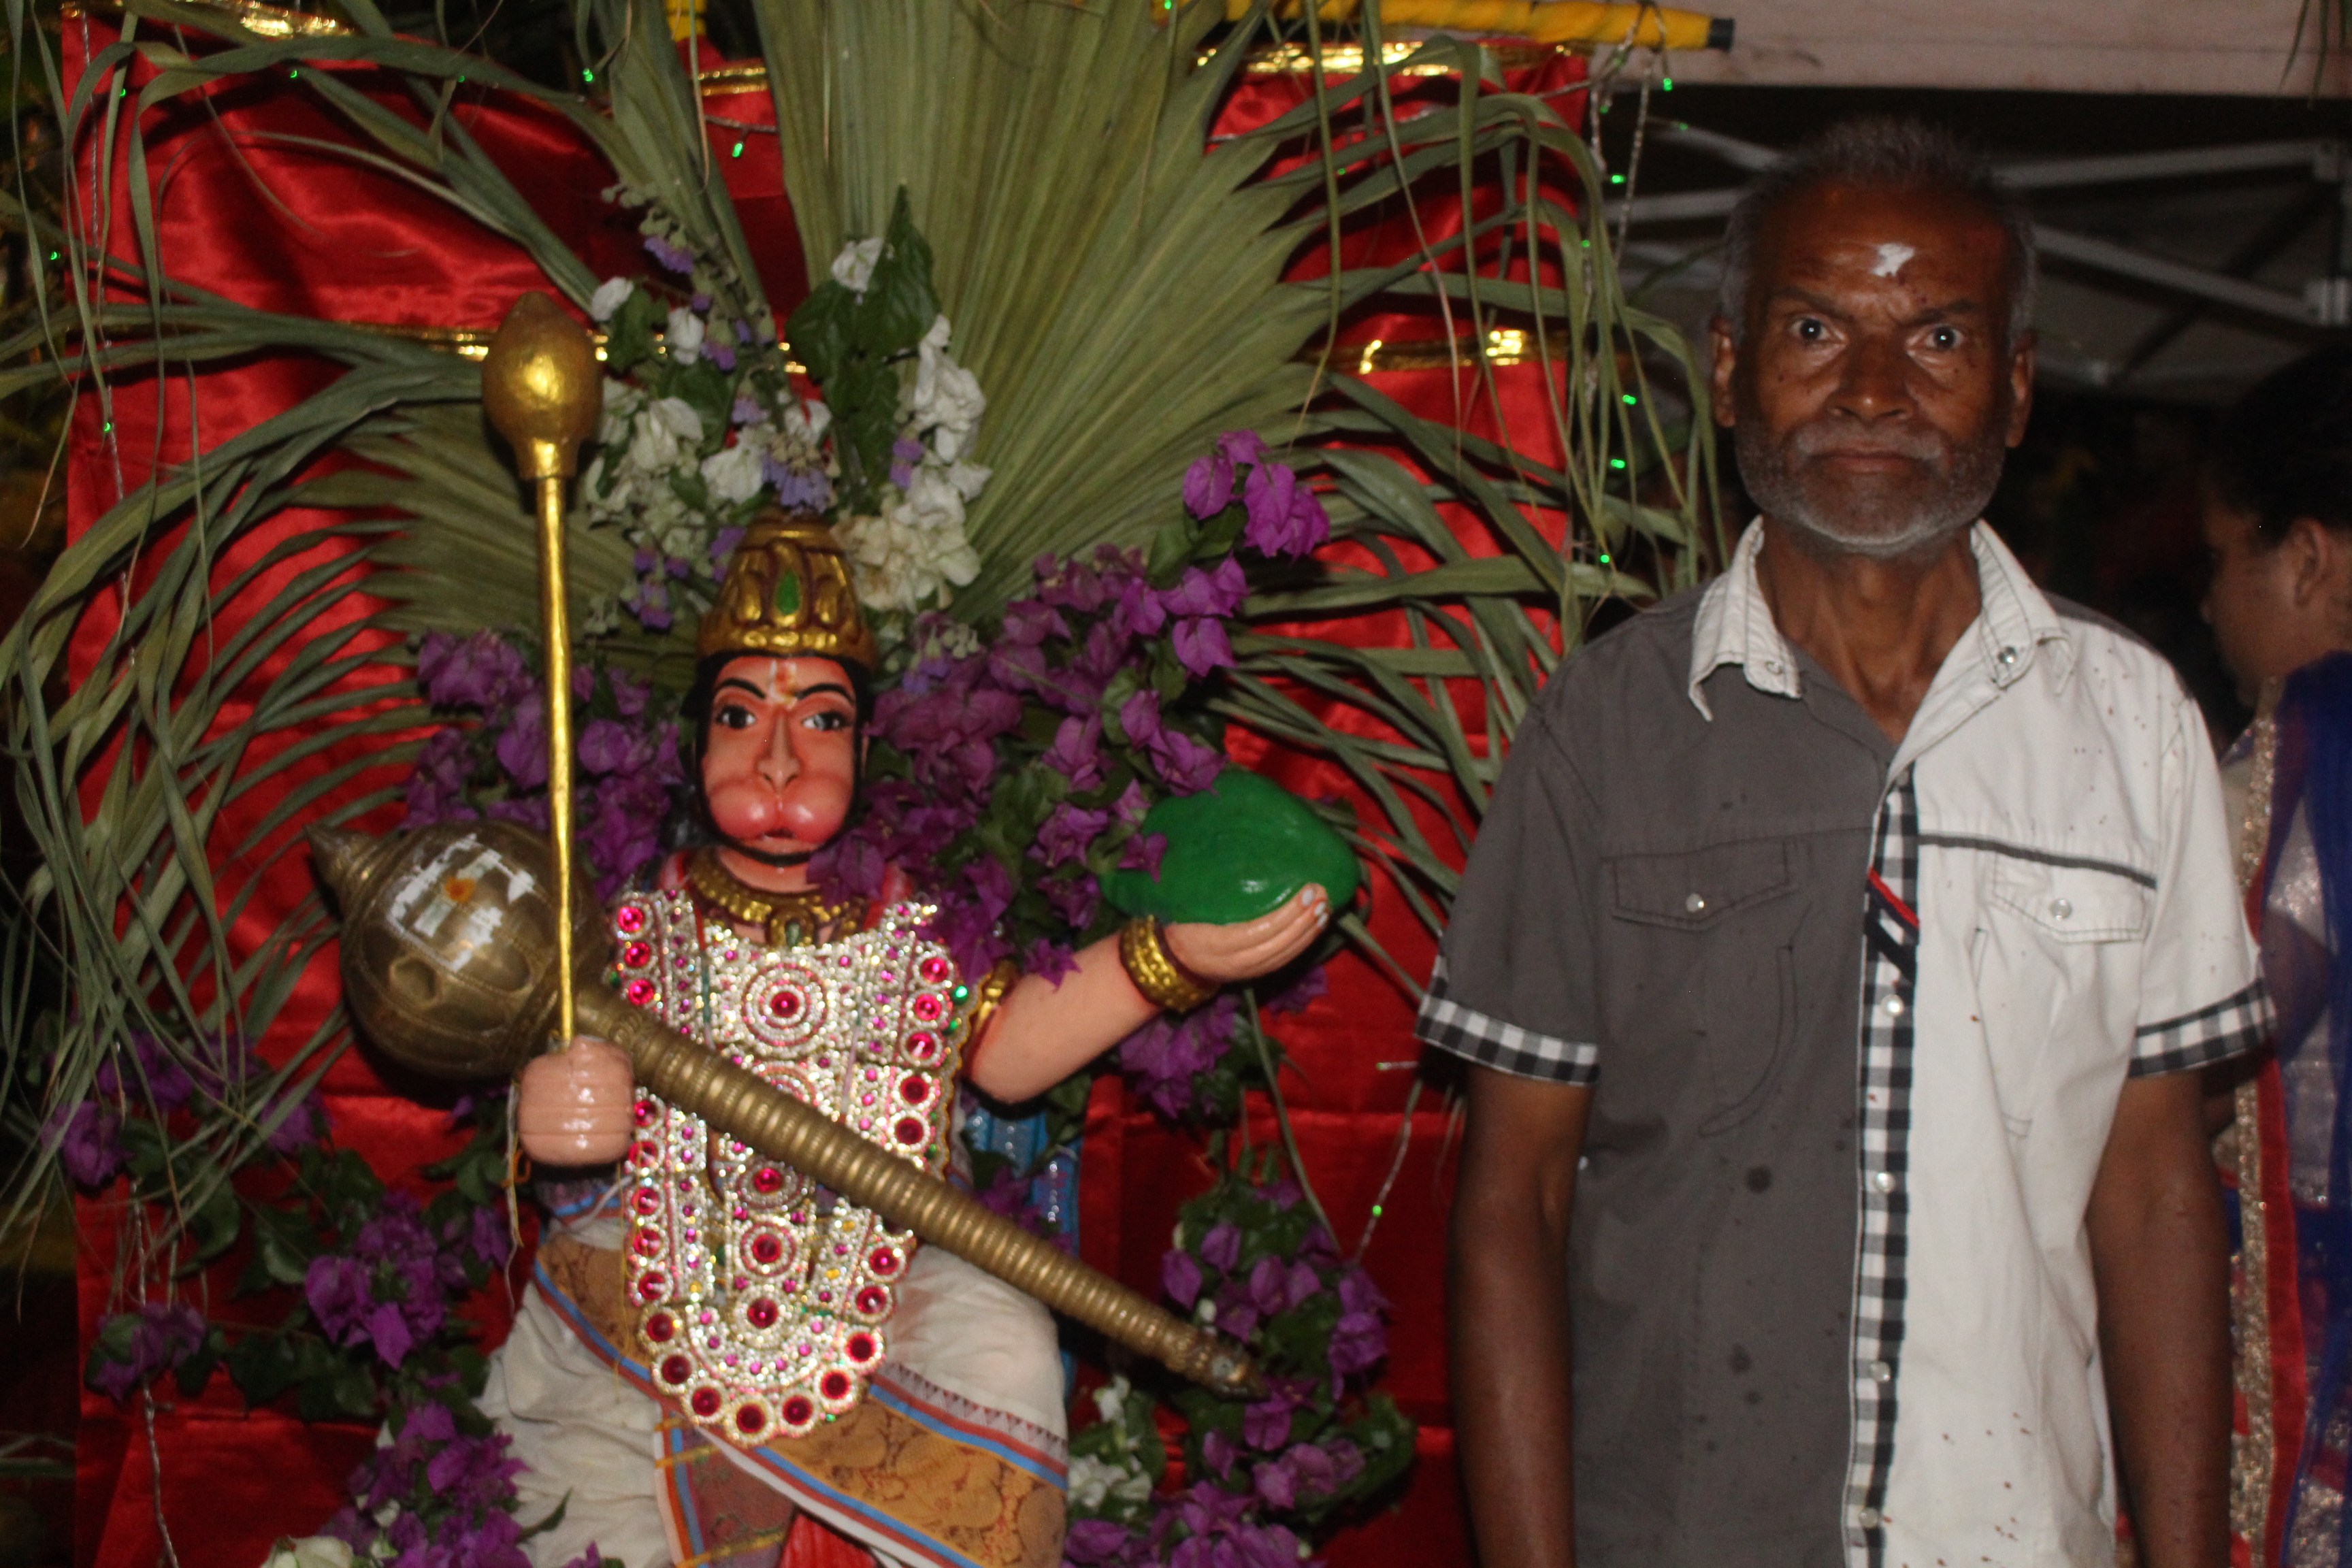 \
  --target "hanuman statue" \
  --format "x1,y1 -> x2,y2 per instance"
483,512 -> 1328,1568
